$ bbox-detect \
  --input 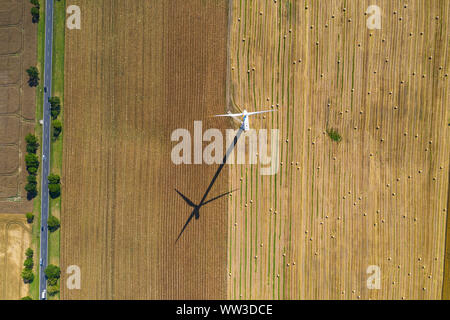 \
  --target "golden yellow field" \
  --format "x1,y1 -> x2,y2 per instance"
227,0 -> 449,300
0,214 -> 32,300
